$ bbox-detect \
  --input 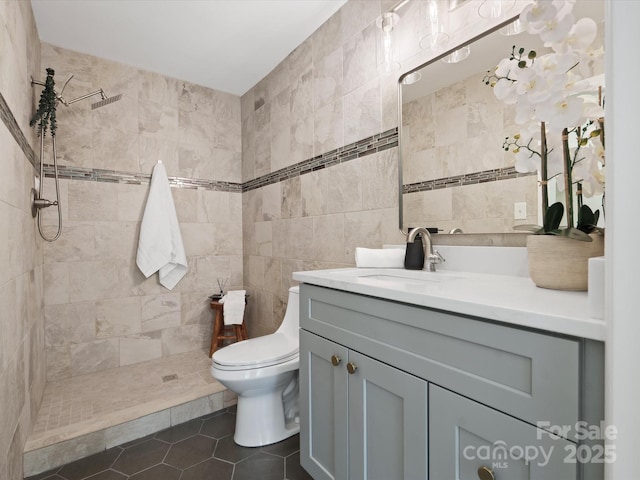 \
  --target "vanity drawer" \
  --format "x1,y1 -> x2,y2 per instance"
429,384 -> 576,479
300,284 -> 581,439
